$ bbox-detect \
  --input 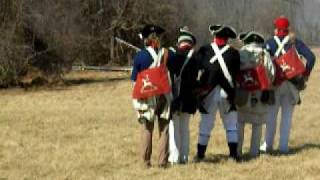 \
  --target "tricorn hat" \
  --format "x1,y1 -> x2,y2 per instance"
209,24 -> 237,39
239,31 -> 265,44
139,24 -> 165,40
